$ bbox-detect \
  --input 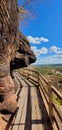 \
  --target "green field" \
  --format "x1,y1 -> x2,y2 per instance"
34,66 -> 53,75
34,65 -> 62,81
34,64 -> 62,74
